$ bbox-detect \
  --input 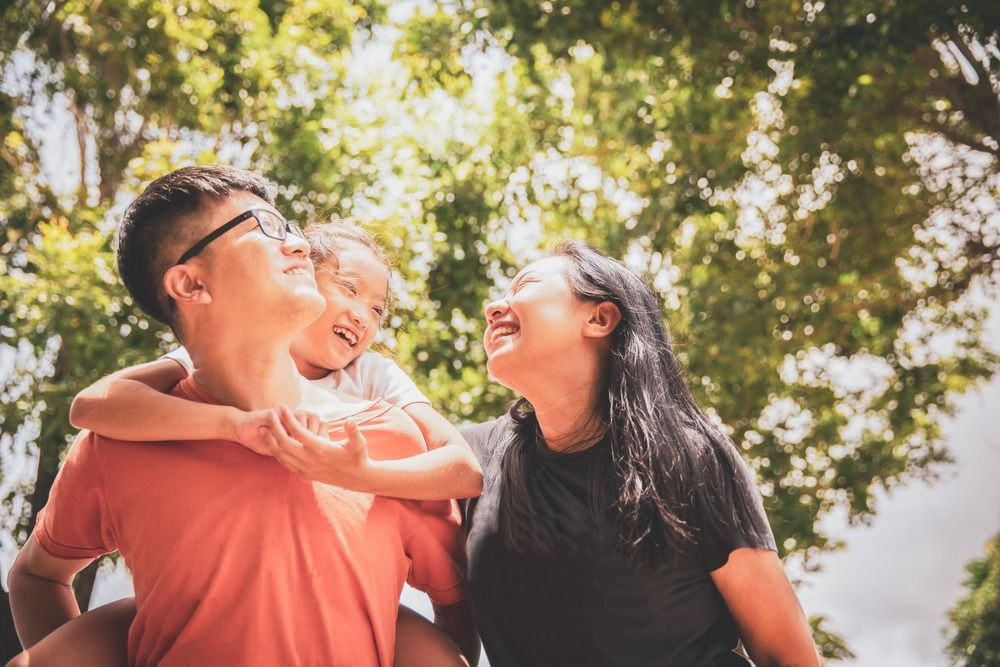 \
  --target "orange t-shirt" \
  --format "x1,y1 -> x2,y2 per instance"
34,377 -> 465,667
